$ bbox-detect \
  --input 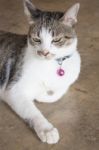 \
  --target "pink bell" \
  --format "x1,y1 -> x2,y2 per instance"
57,68 -> 65,76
